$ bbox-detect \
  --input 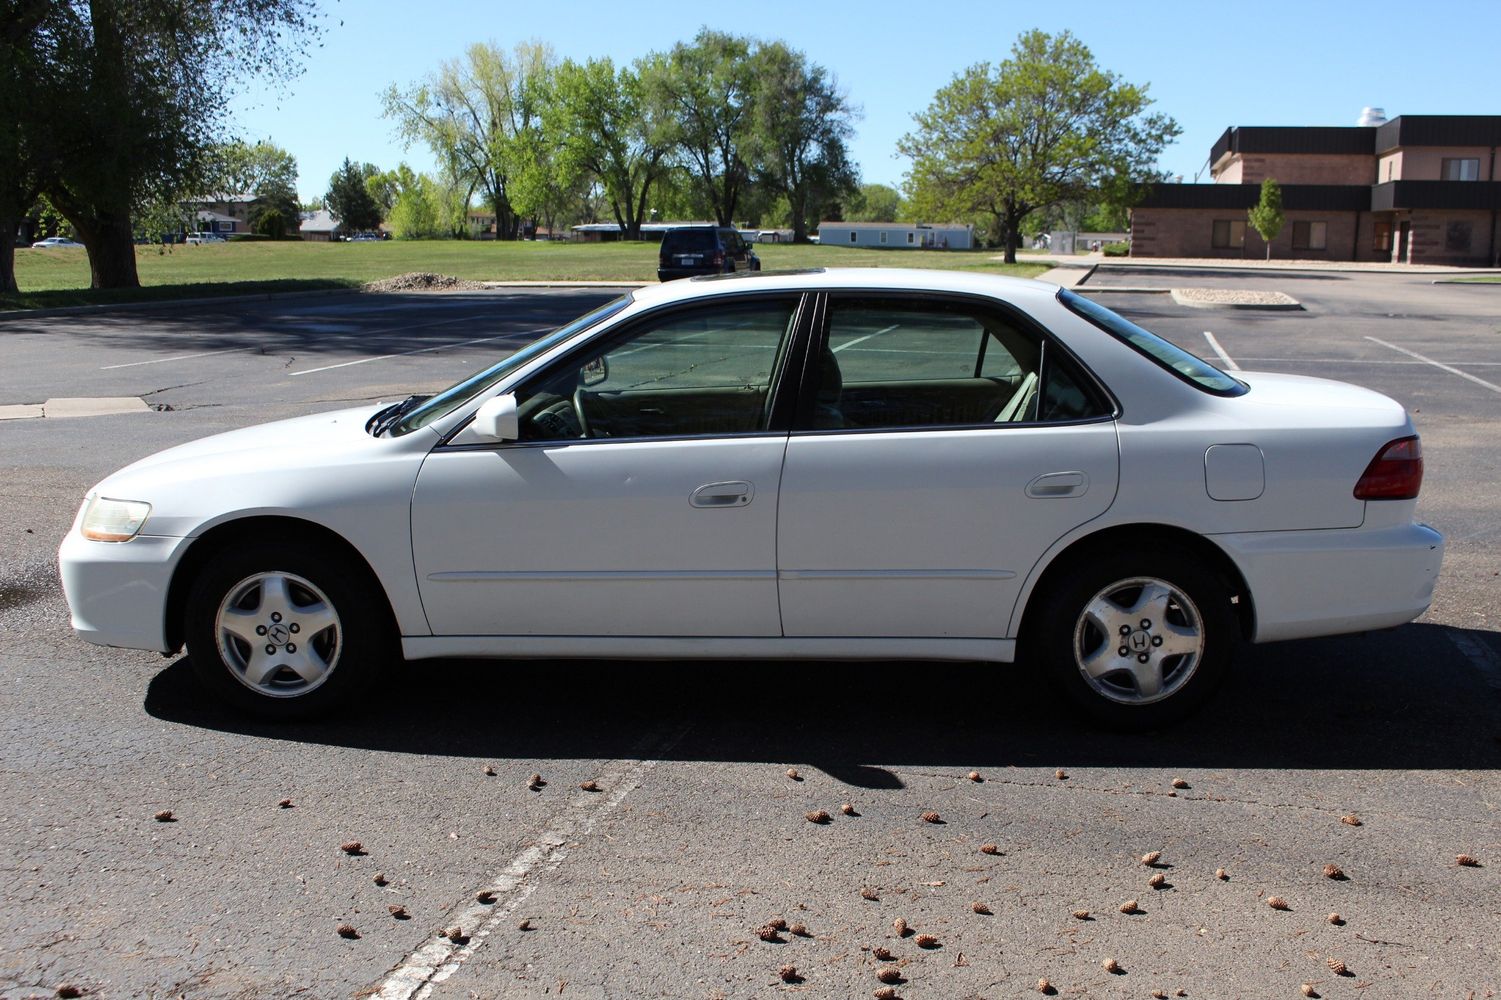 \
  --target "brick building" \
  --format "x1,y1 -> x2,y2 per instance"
1131,116 -> 1501,265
